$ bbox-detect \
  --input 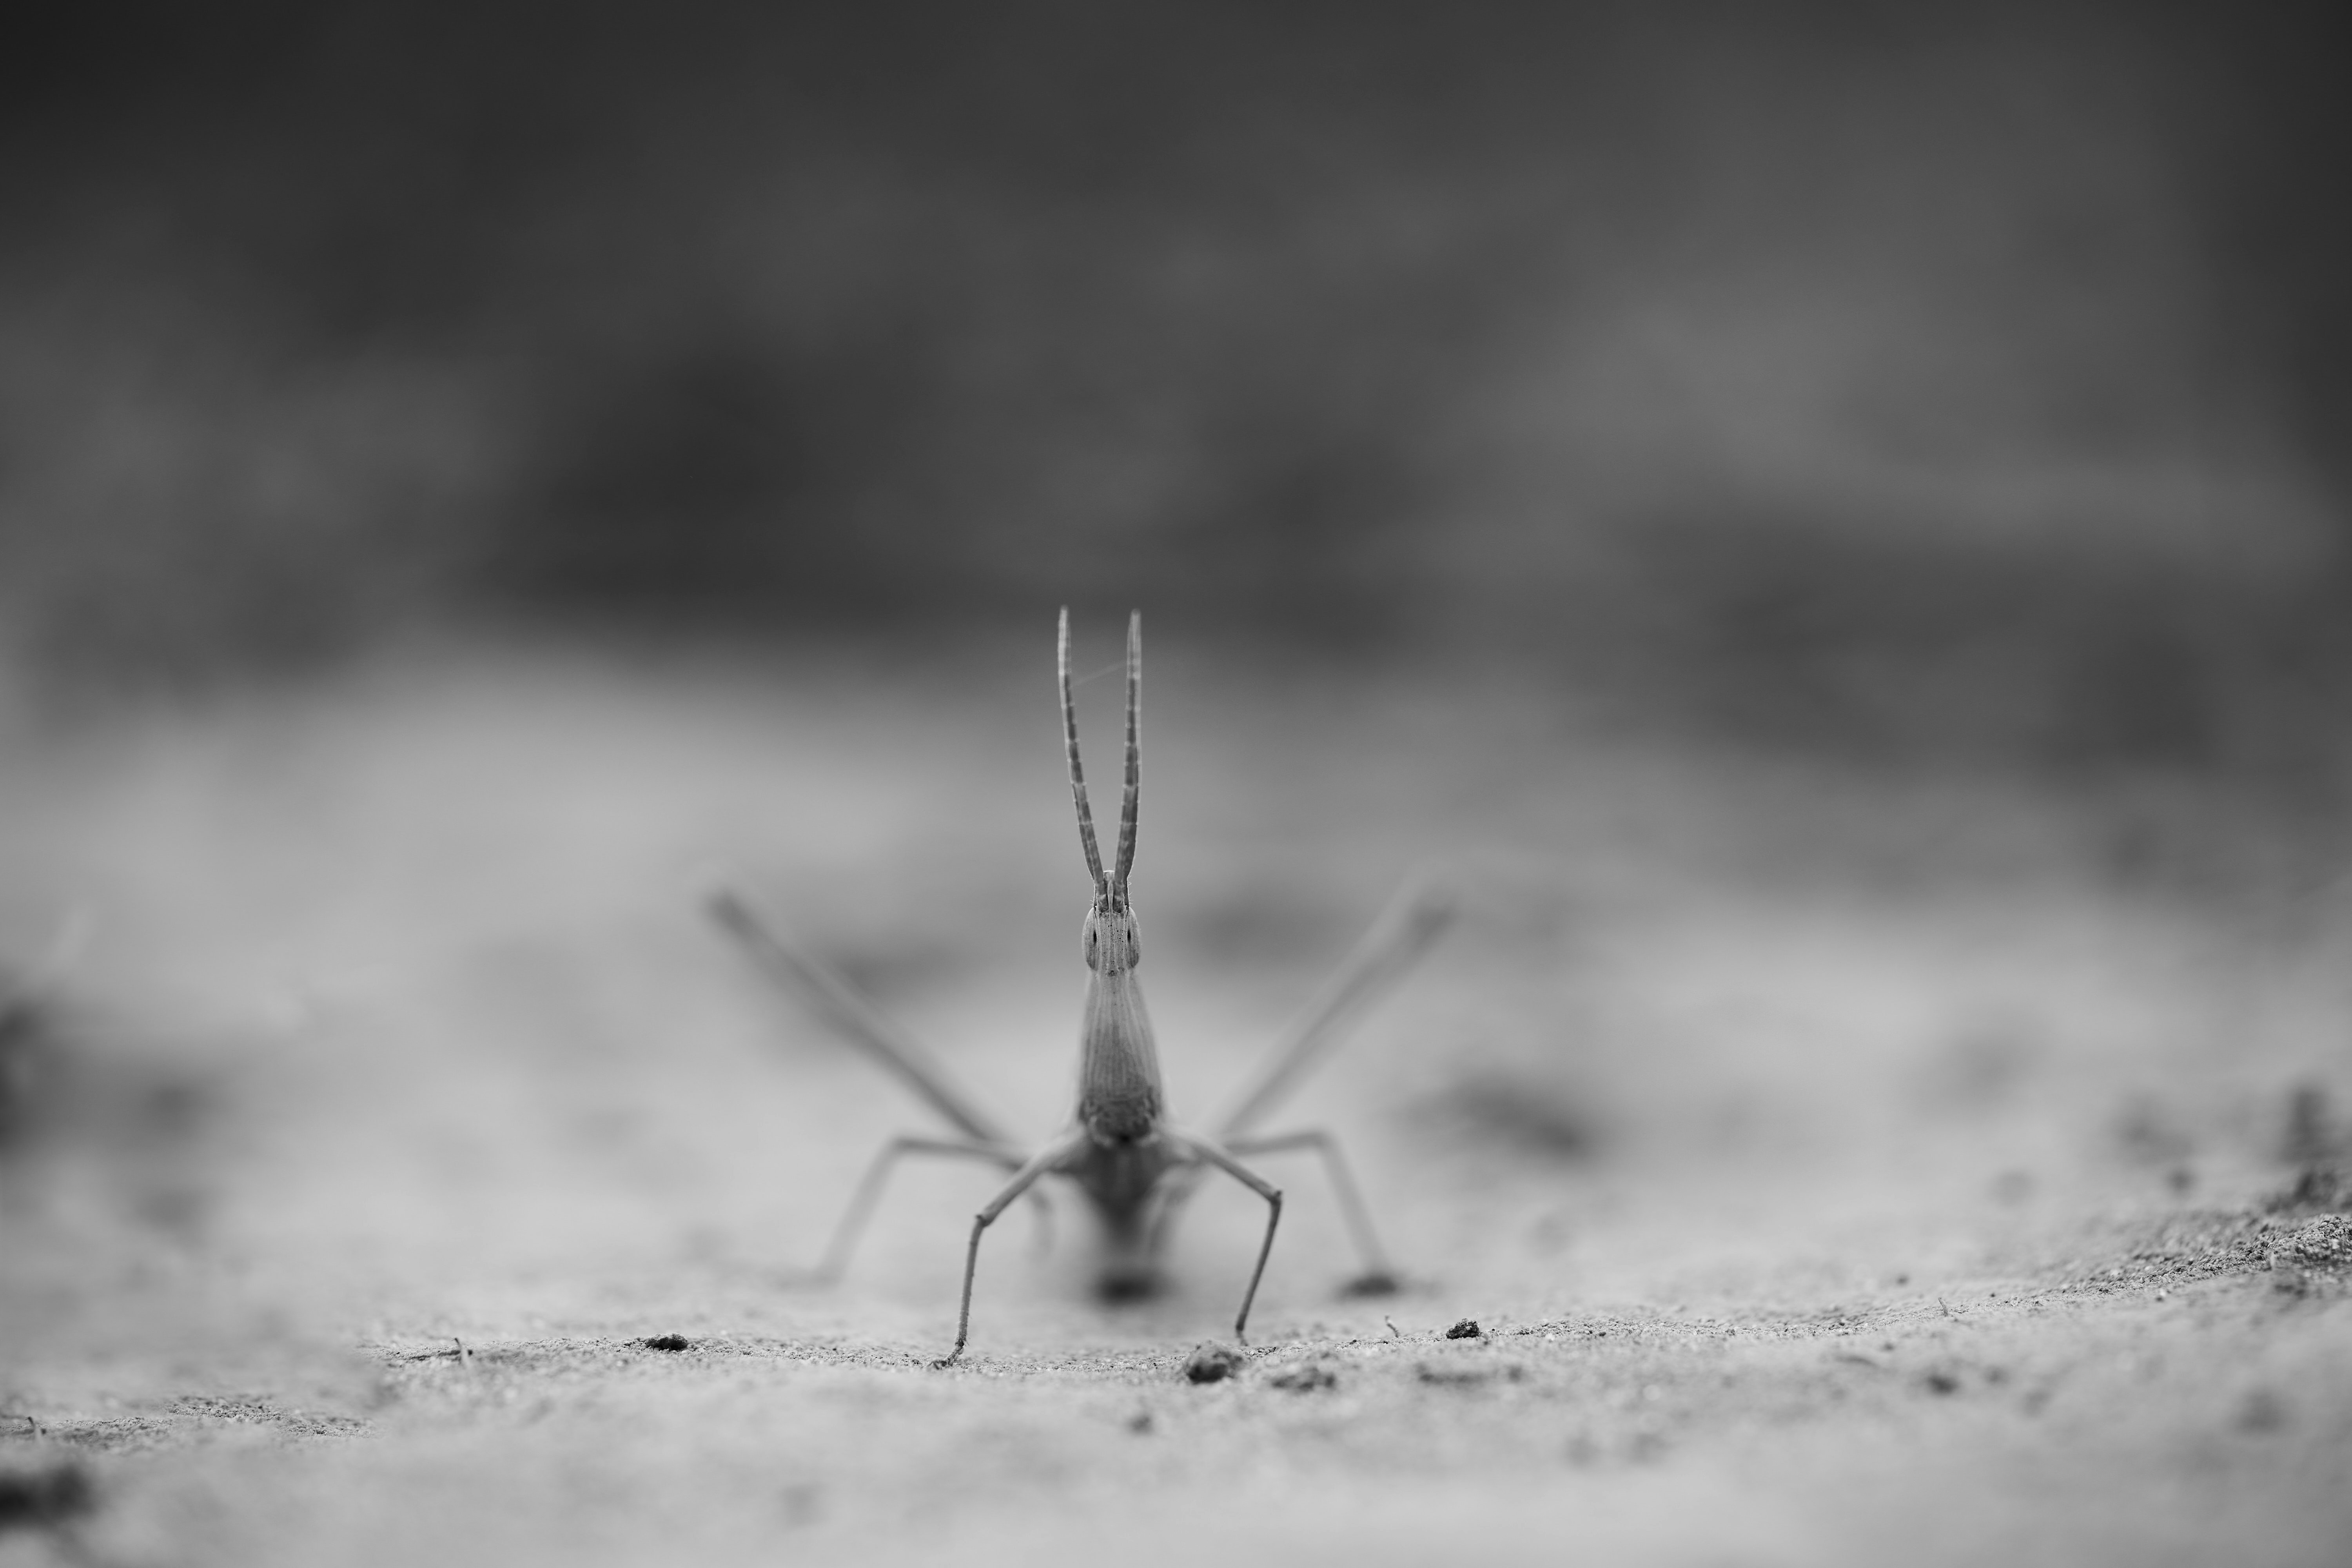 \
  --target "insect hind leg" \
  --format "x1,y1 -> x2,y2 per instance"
1226,1127 -> 1399,1296
805,1135 -> 1027,1285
